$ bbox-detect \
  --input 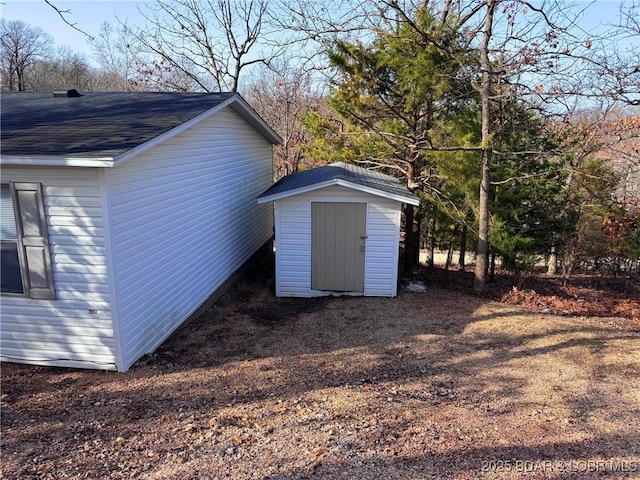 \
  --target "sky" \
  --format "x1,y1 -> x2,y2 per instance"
0,1 -> 152,60
0,0 -> 635,64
